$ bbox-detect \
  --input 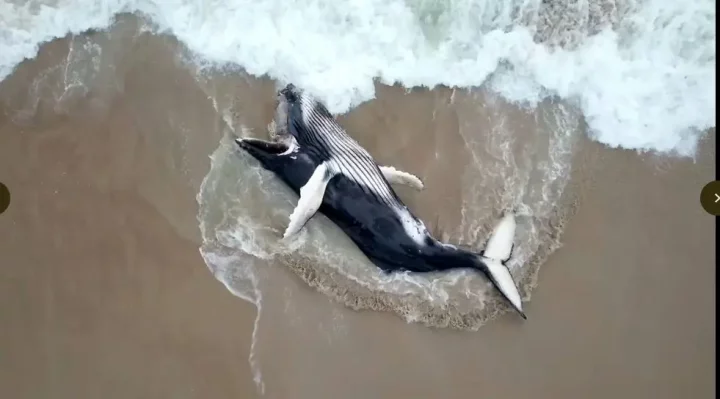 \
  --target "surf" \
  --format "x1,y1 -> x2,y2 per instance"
1,0 -> 714,157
